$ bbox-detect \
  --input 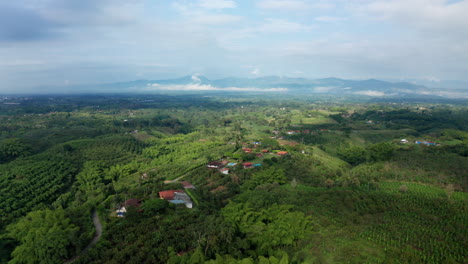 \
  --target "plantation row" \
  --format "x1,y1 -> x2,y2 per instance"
0,156 -> 78,228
